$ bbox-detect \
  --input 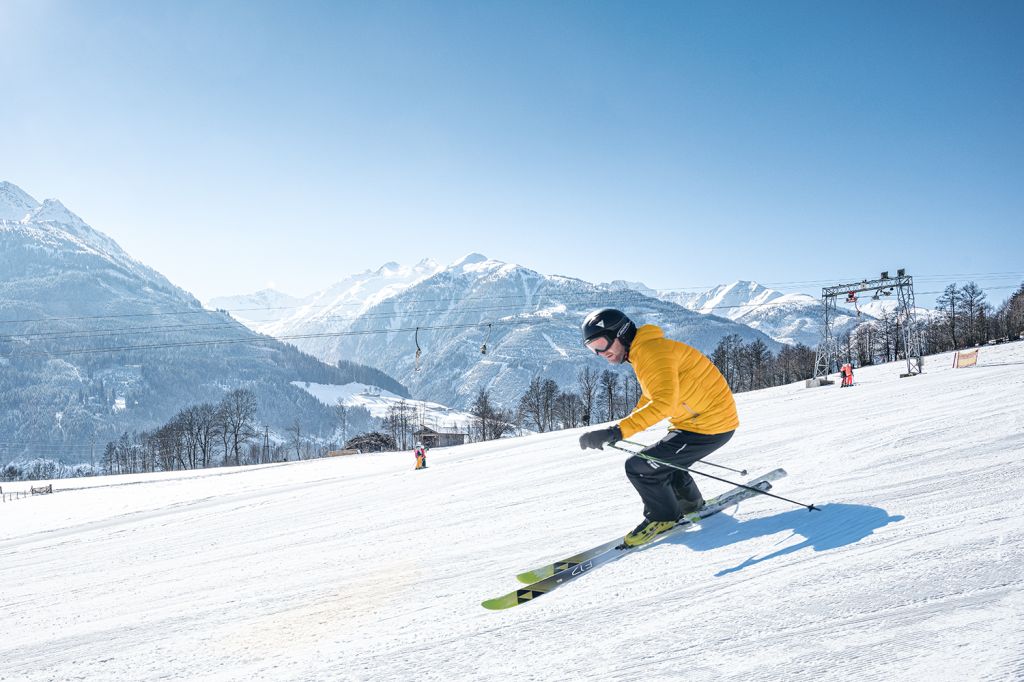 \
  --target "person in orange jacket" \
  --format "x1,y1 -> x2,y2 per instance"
413,444 -> 428,470
578,308 -> 739,546
840,362 -> 854,387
